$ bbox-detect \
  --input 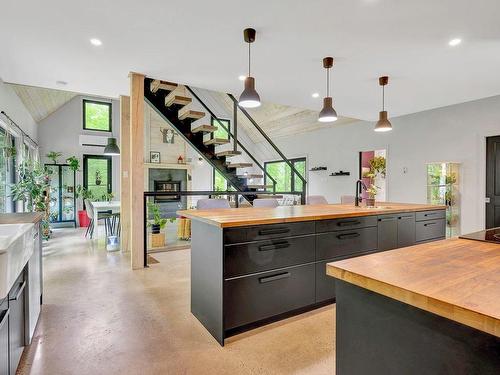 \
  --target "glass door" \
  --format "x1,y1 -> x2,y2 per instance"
83,155 -> 112,200
45,165 -> 60,223
61,165 -> 75,221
